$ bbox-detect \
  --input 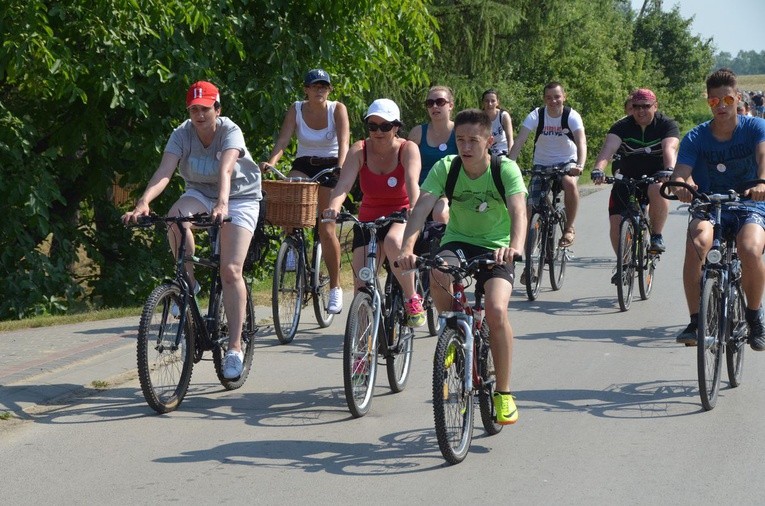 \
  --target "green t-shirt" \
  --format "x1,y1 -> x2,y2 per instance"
421,154 -> 527,249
